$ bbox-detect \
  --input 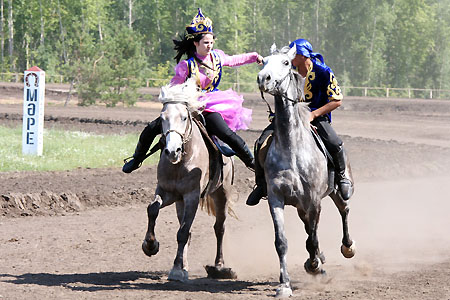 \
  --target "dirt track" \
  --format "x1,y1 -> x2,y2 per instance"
1,84 -> 450,299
